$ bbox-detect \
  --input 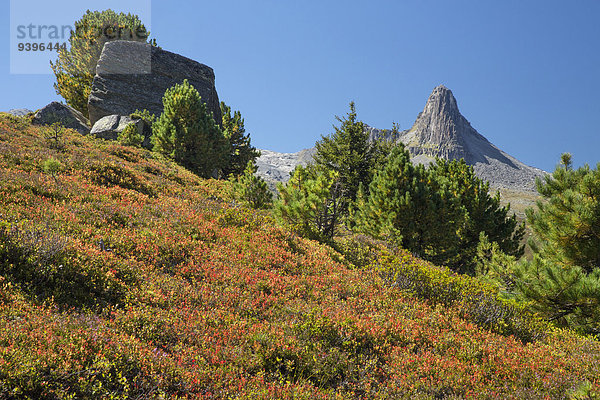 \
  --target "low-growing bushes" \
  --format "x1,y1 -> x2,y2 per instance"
378,250 -> 549,343
0,222 -> 133,310
87,161 -> 155,197
337,235 -> 549,343
1,117 -> 599,398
